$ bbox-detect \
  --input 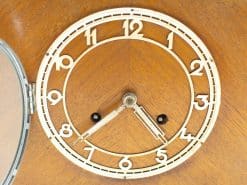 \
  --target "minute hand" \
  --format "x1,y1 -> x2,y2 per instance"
133,104 -> 168,144
73,105 -> 126,144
